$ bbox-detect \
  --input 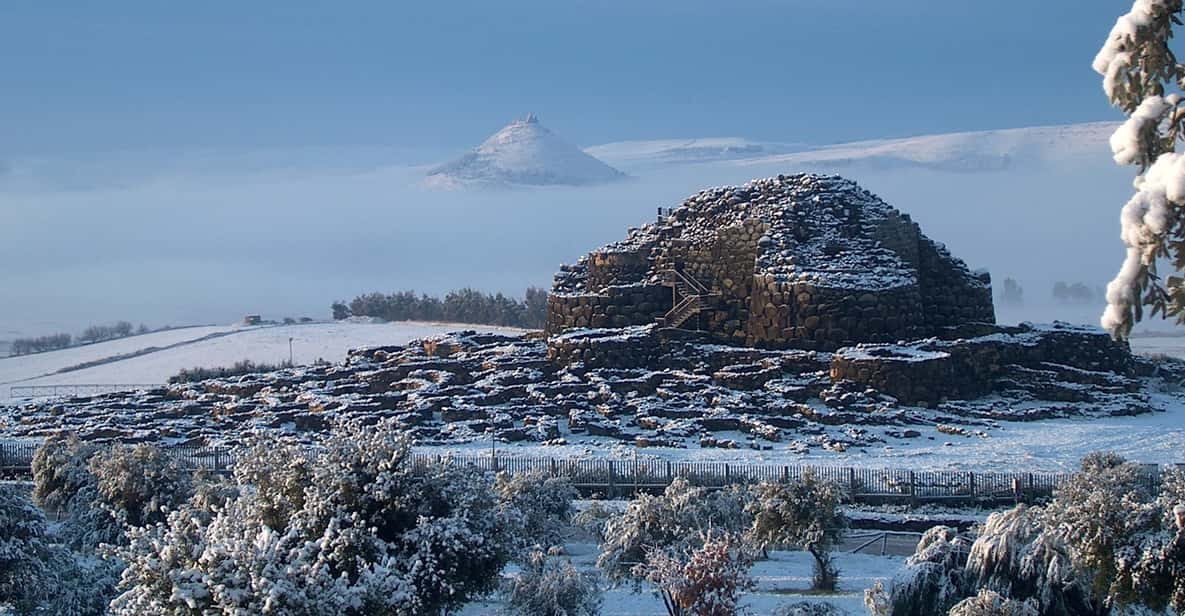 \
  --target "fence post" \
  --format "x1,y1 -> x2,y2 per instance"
969,472 -> 976,498
665,460 -> 672,485
782,466 -> 789,482
908,471 -> 916,506
608,461 -> 617,499
550,458 -> 557,478
724,464 -> 731,486
848,467 -> 856,496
